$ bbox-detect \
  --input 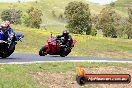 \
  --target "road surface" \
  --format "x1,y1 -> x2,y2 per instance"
0,53 -> 132,64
